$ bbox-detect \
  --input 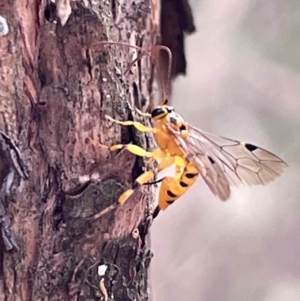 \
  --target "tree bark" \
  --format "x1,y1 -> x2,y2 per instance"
0,0 -> 195,299
0,1 -> 158,300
